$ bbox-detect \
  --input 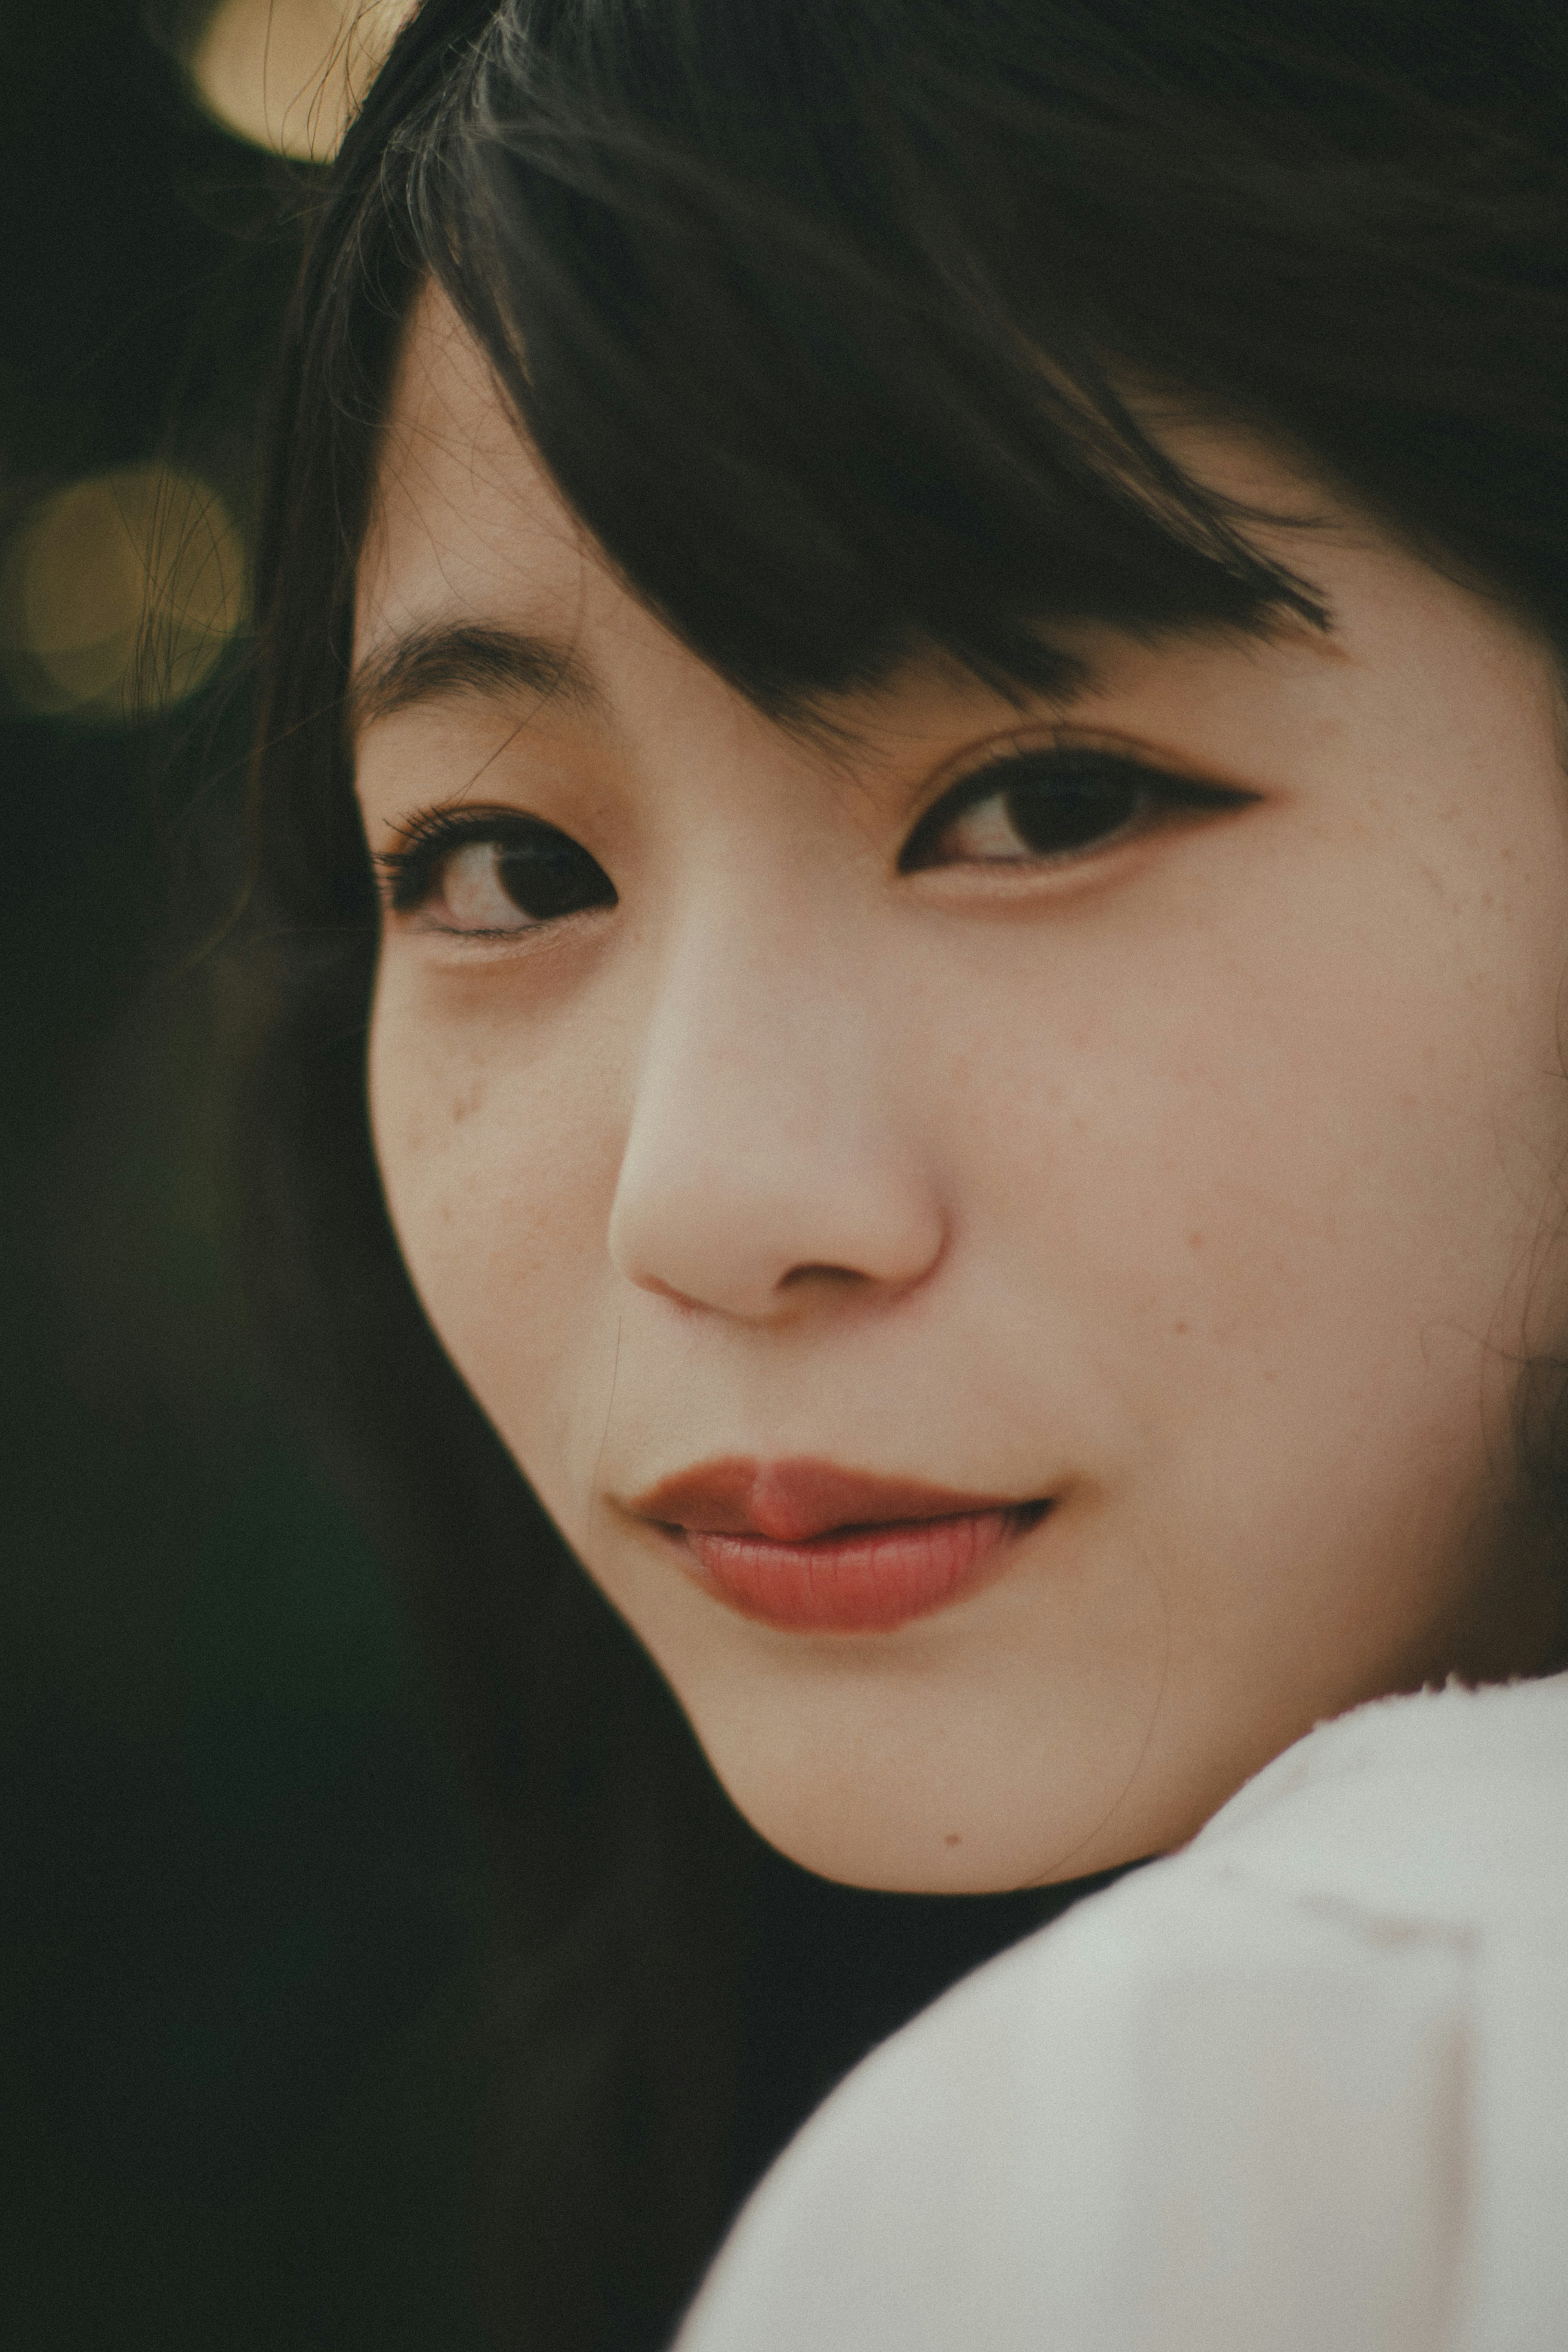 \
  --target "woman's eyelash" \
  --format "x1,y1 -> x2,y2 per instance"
374,807 -> 564,913
898,745 -> 1255,872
